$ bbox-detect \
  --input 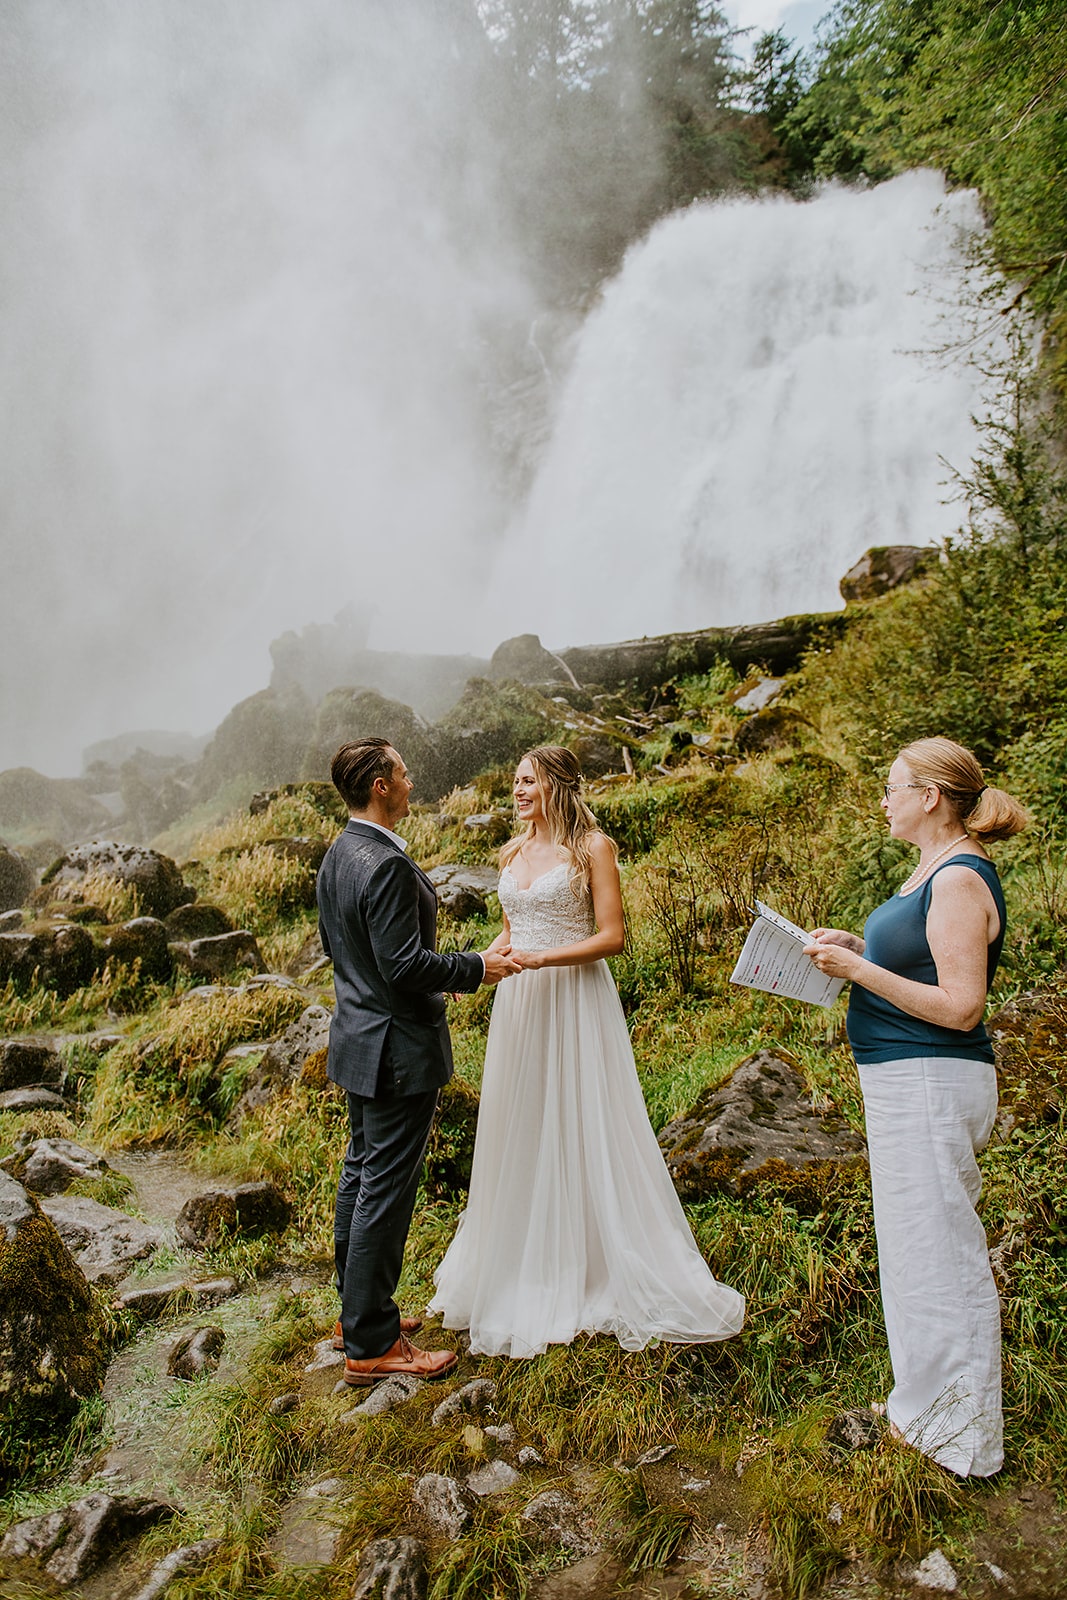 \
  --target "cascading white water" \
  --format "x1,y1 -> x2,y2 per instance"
489,170 -> 996,647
